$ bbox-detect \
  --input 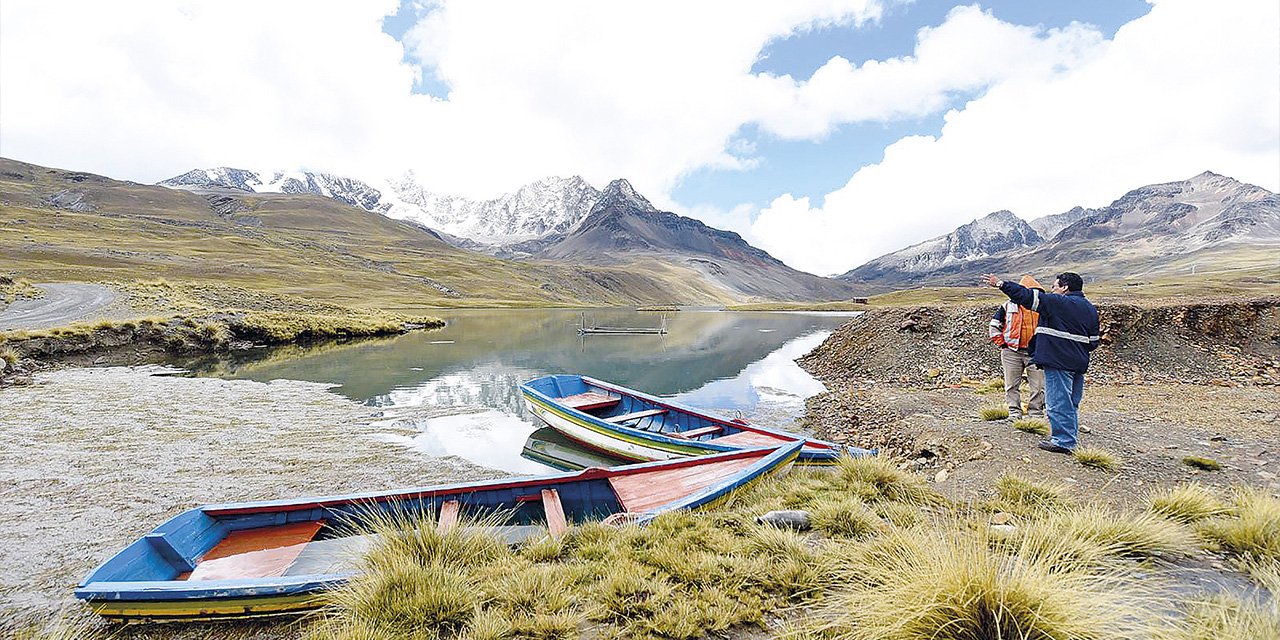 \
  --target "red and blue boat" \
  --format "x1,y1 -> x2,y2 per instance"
75,442 -> 801,622
521,374 -> 872,466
